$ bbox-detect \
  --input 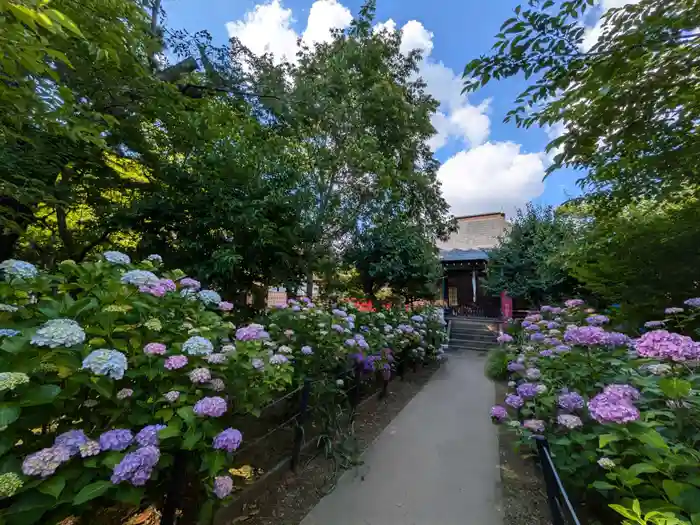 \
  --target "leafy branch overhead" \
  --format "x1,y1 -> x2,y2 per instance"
462,0 -> 700,209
